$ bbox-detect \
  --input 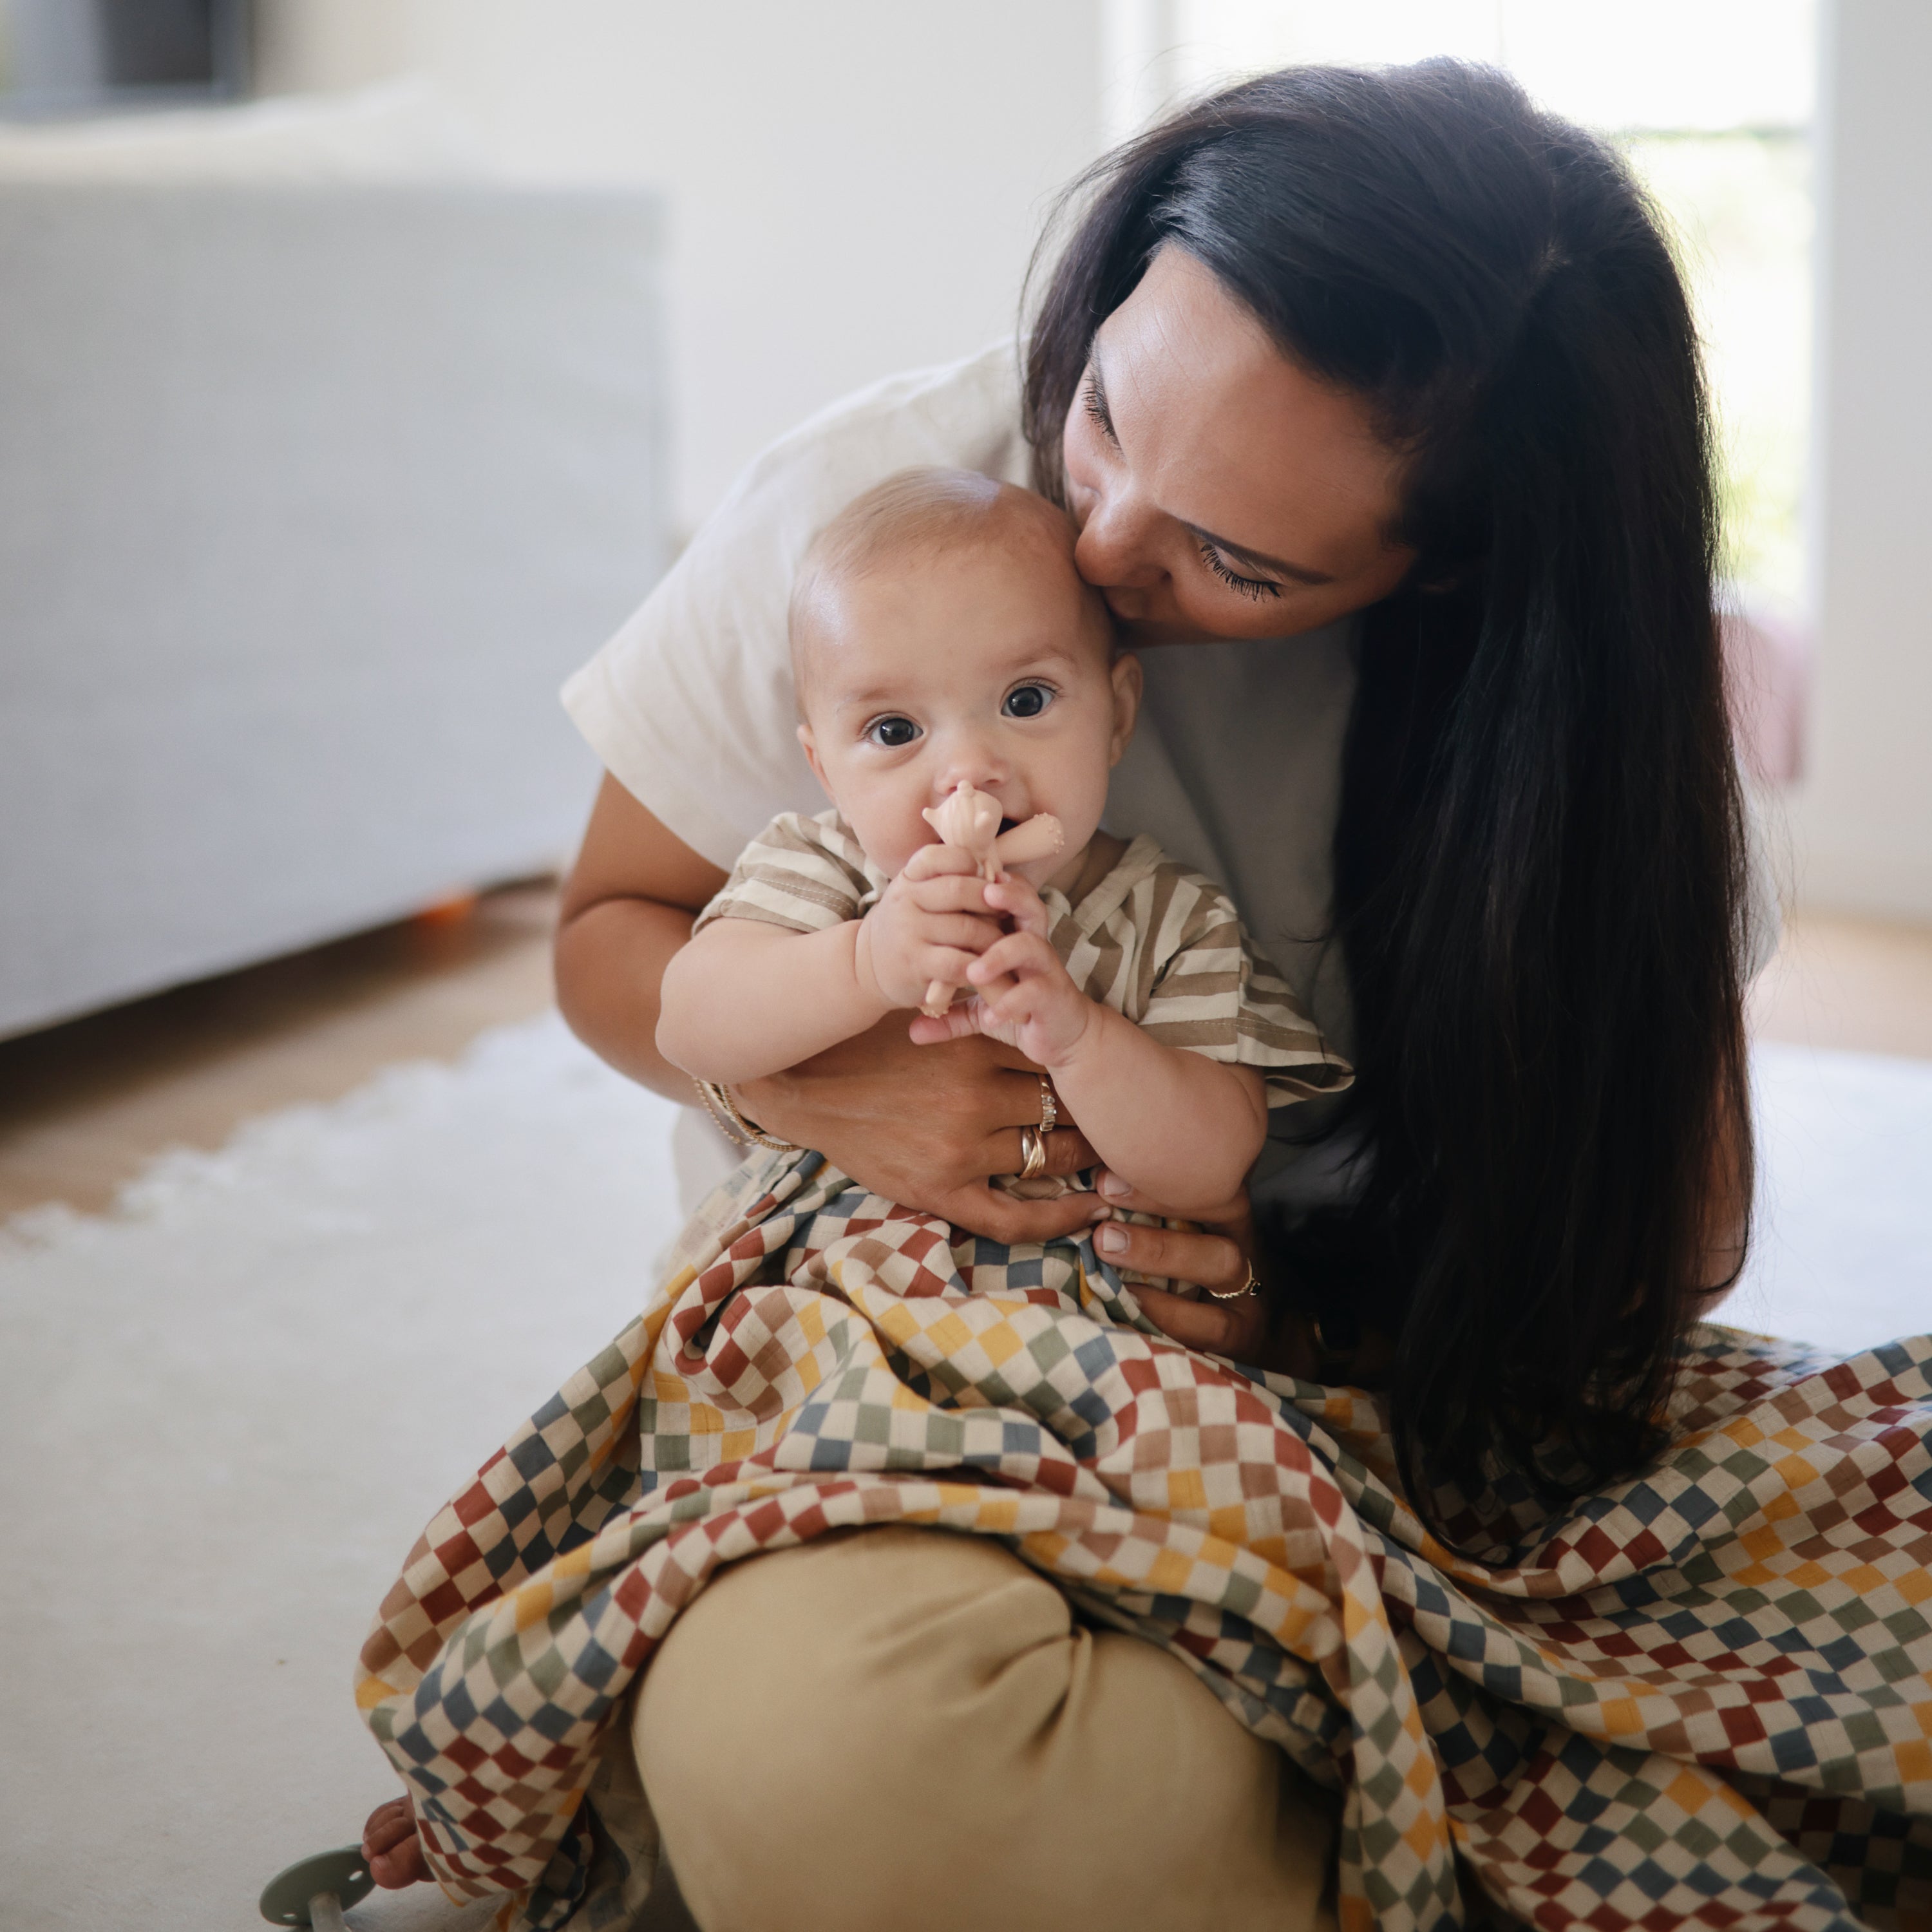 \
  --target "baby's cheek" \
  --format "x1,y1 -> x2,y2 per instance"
842,799 -> 932,882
